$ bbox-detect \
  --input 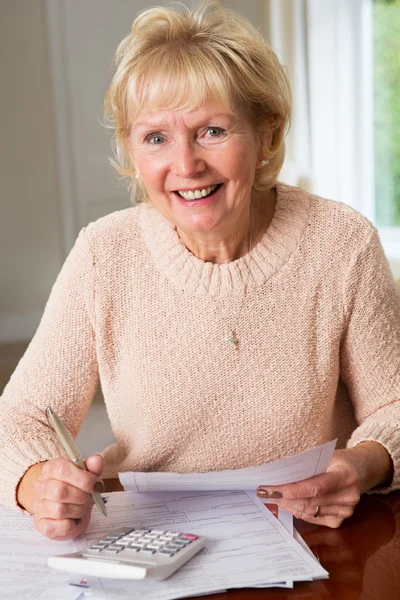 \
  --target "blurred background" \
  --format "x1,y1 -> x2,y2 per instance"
1,0 -> 399,455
